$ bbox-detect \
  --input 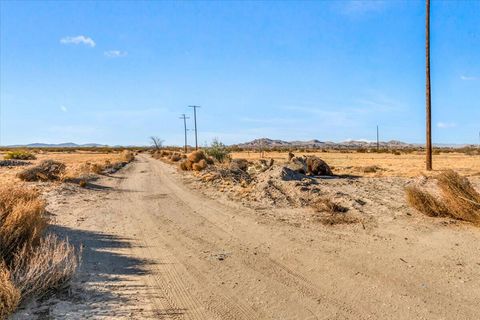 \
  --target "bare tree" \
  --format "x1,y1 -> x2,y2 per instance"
426,0 -> 432,170
150,136 -> 164,150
